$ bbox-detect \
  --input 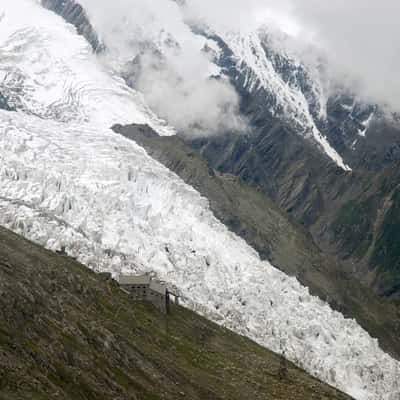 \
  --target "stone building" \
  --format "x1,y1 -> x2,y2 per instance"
116,274 -> 170,314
